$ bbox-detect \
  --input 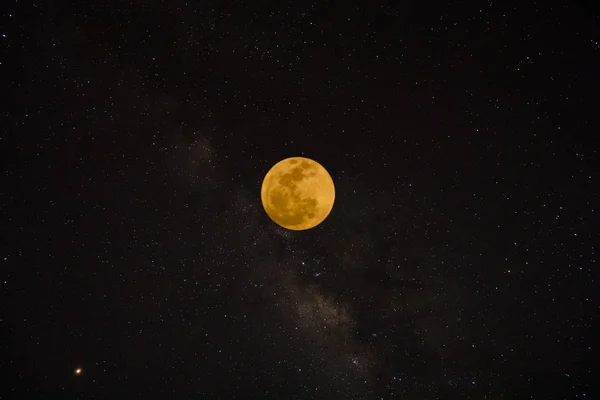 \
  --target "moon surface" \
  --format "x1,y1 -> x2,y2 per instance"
261,157 -> 335,231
